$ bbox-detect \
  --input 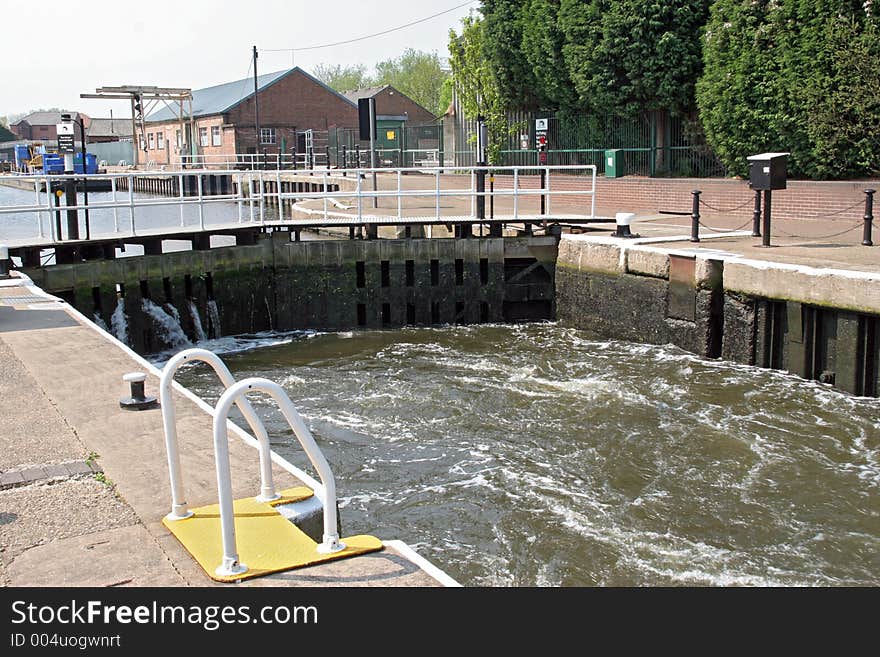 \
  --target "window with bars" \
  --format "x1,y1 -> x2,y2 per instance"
157,132 -> 165,150
260,127 -> 276,144
199,127 -> 209,147
212,126 -> 222,146
148,133 -> 155,150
